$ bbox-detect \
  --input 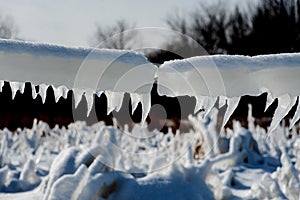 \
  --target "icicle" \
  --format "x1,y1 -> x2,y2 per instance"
247,104 -> 255,132
105,91 -> 113,115
112,92 -> 124,112
54,85 -> 69,102
194,96 -> 216,115
194,96 -> 201,114
53,85 -> 69,102
20,83 -> 25,94
38,84 -> 49,103
0,80 -> 4,92
96,91 -> 103,97
218,96 -> 226,109
221,97 -> 241,128
203,97 -> 218,118
52,86 -> 61,103
130,93 -> 141,115
84,89 -> 94,117
9,82 -> 25,99
10,82 -> 18,100
31,83 -> 38,99
140,93 -> 151,124
105,91 -> 124,115
268,94 -> 297,135
265,92 -> 275,112
289,96 -> 300,129
73,88 -> 84,108
194,96 -> 204,114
